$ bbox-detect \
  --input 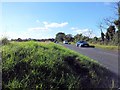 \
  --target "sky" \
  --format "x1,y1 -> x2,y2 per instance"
1,2 -> 117,39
